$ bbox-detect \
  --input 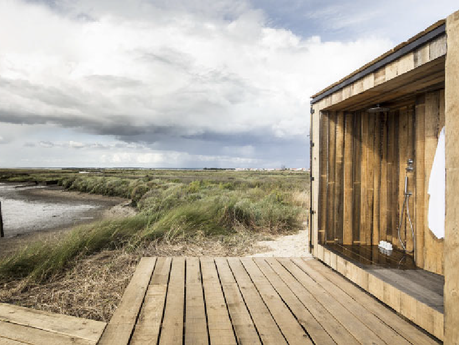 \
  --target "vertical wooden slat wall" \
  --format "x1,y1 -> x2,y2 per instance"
319,90 -> 445,275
